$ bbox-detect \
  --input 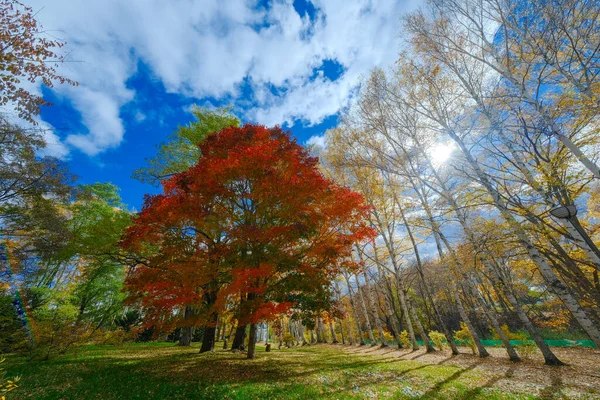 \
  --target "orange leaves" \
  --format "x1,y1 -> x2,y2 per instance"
225,263 -> 275,297
250,302 -> 295,324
